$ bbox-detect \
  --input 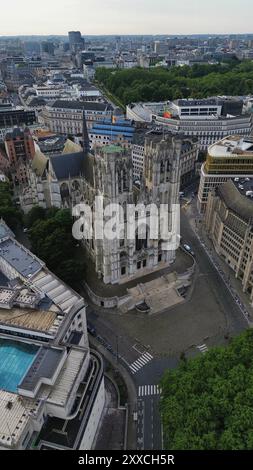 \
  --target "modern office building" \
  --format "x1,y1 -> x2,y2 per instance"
126,98 -> 252,150
0,106 -> 36,141
205,179 -> 253,305
0,220 -> 105,450
198,136 -> 253,212
68,31 -> 84,53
